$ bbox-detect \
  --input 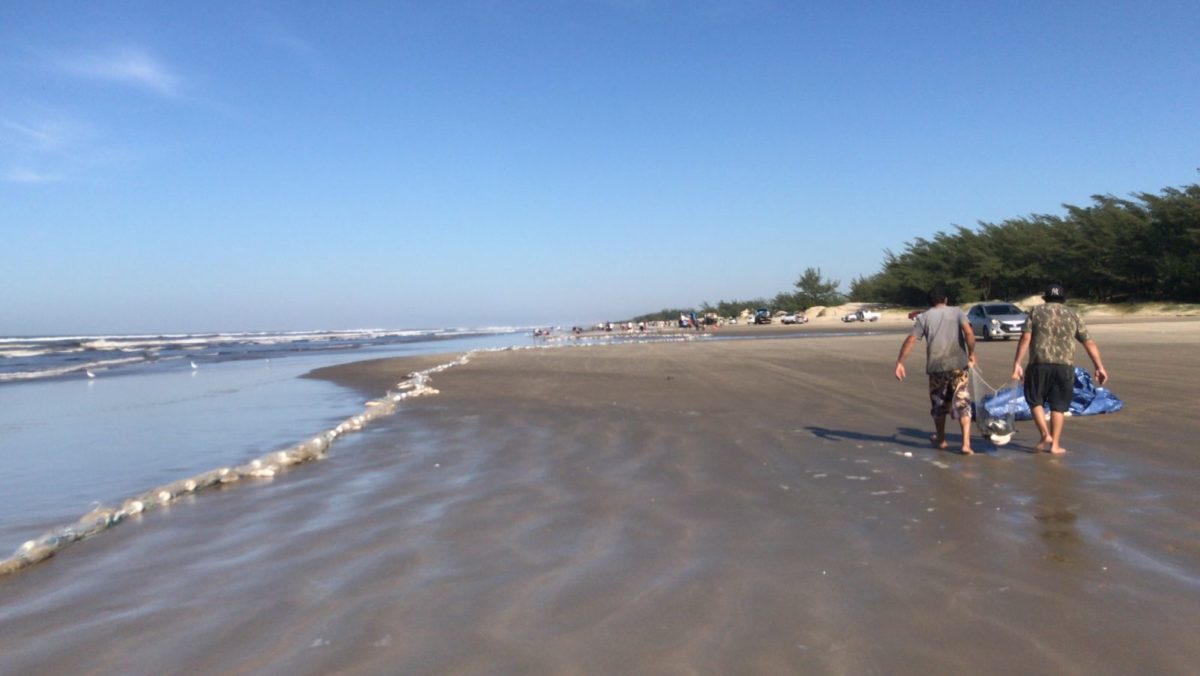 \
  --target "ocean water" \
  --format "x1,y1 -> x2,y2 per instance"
0,329 -> 533,556
0,329 -> 512,383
